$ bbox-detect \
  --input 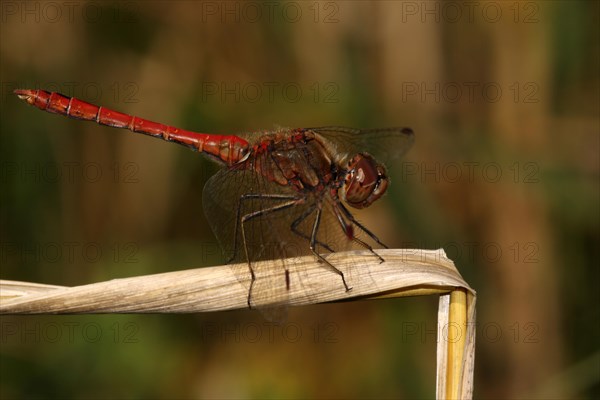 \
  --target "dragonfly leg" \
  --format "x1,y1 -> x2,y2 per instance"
338,202 -> 387,247
290,203 -> 336,253
237,194 -> 302,307
309,208 -> 352,292
338,202 -> 387,263
351,236 -> 385,263
228,192 -> 300,264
